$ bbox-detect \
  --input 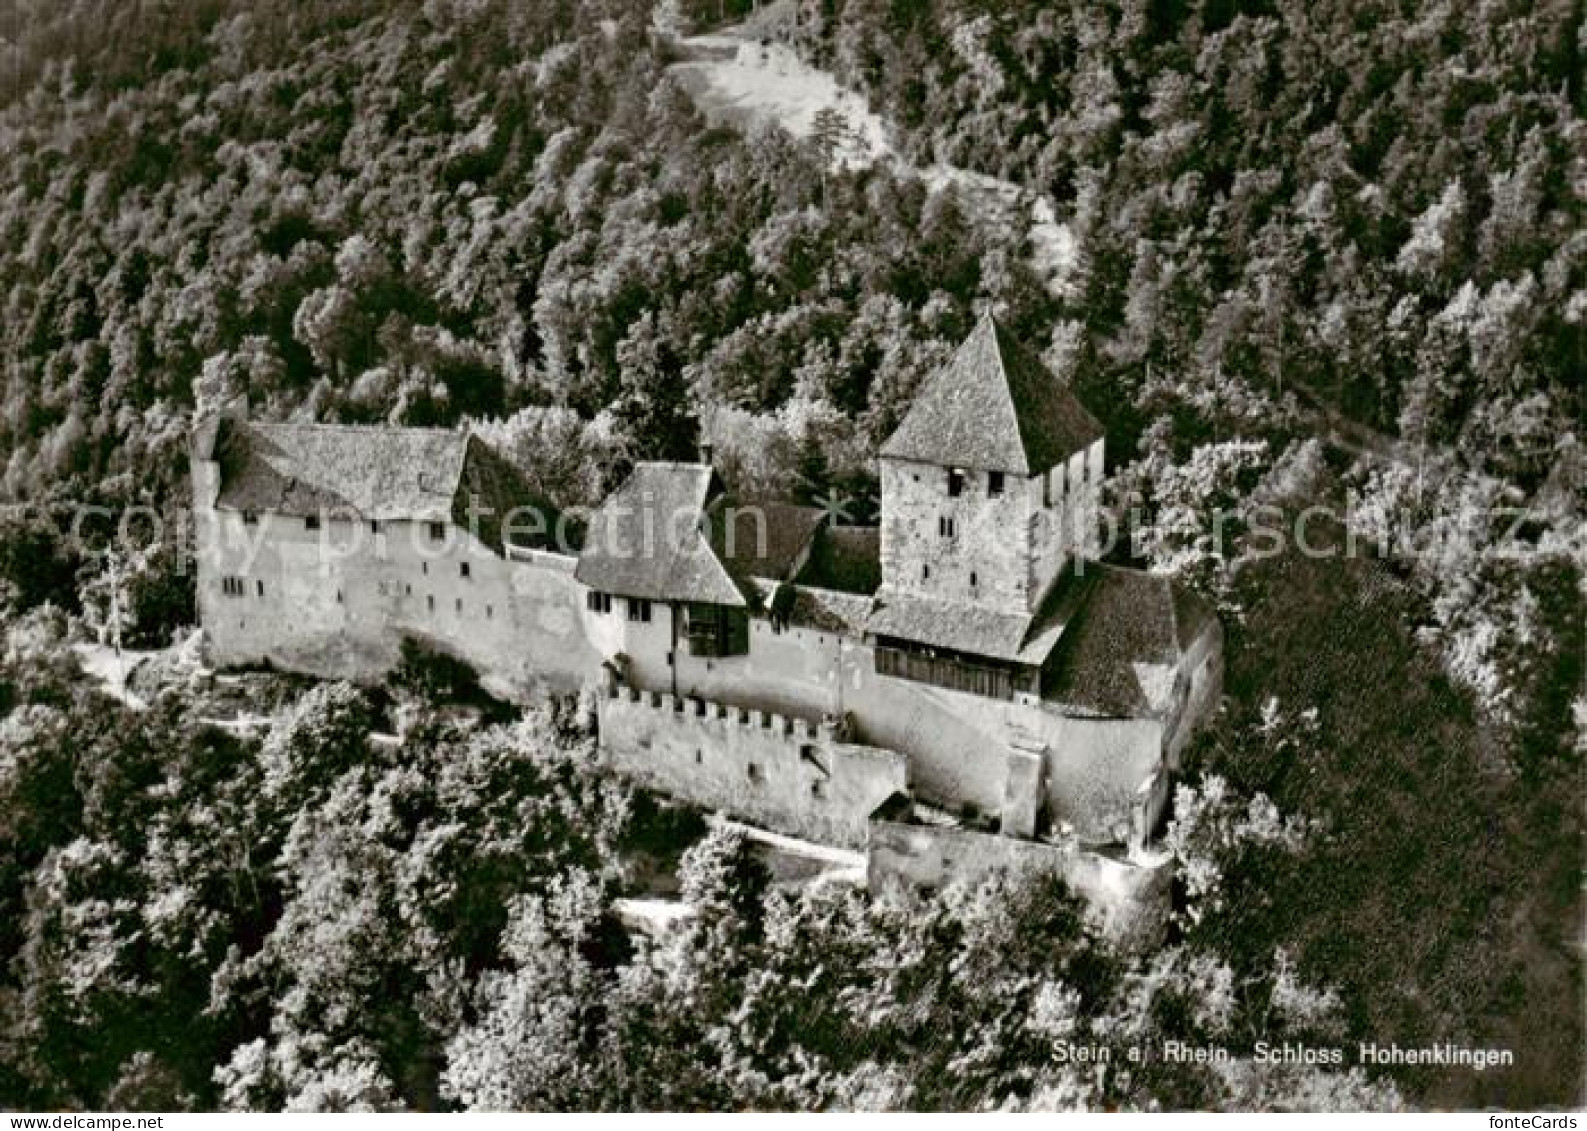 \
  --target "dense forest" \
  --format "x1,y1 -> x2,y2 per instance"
0,0 -> 1580,1110
0,612 -> 1411,1110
